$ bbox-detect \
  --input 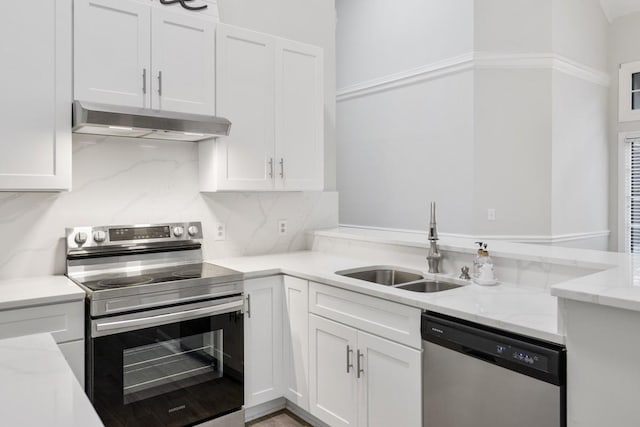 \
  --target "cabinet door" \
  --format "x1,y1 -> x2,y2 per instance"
244,277 -> 283,407
0,0 -> 71,190
283,276 -> 309,410
274,39 -> 324,191
74,0 -> 151,108
151,8 -> 215,114
309,314 -> 358,427
357,331 -> 422,427
212,24 -> 275,191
